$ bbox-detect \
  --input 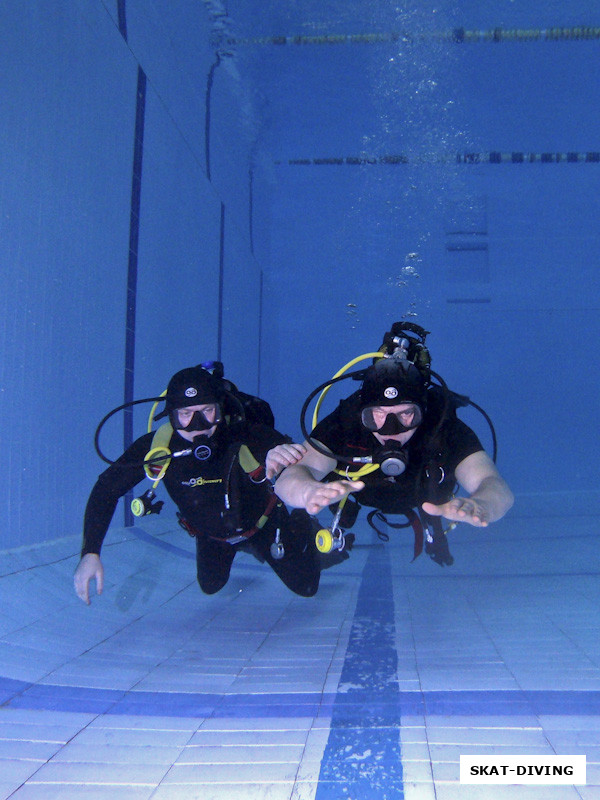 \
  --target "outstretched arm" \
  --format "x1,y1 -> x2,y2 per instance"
75,435 -> 149,603
265,442 -> 307,480
274,440 -> 364,515
422,450 -> 513,528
